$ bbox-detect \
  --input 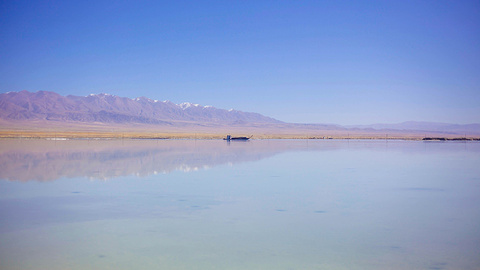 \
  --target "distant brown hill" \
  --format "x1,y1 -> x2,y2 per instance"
0,90 -> 281,125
